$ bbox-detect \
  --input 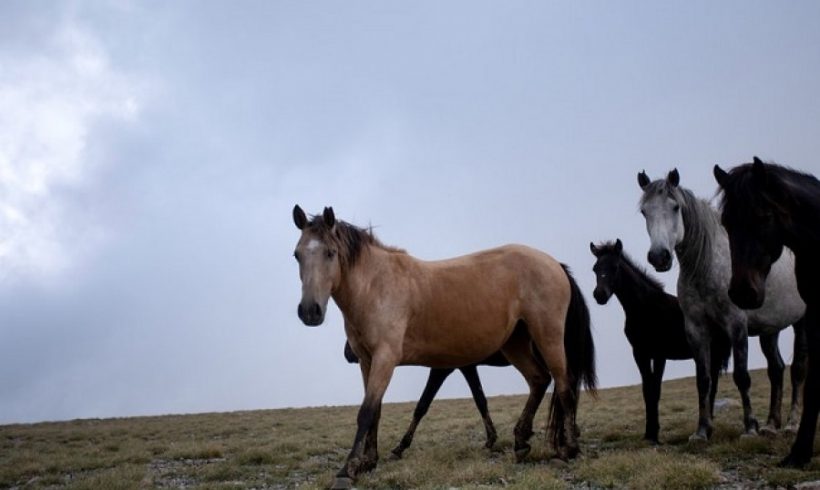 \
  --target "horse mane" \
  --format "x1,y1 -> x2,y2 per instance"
718,160 -> 820,215
641,179 -> 721,282
595,241 -> 666,295
306,214 -> 405,271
